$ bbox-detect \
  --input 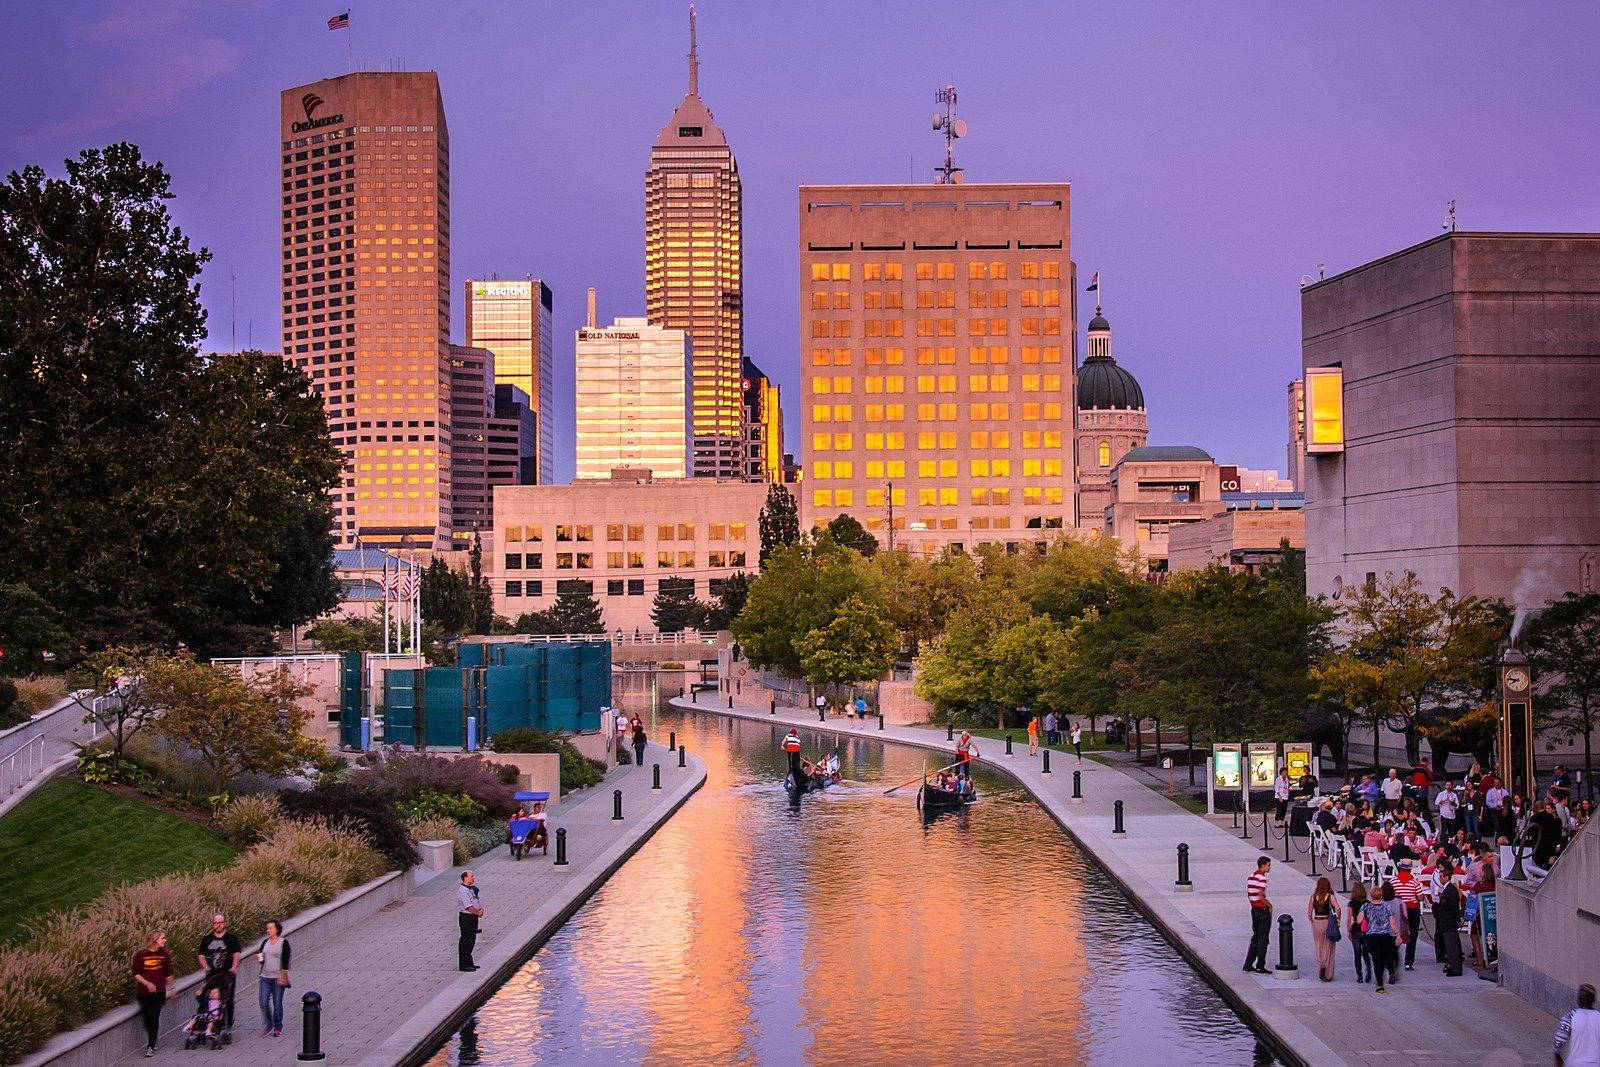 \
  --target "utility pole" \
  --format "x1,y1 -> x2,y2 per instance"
886,480 -> 895,553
